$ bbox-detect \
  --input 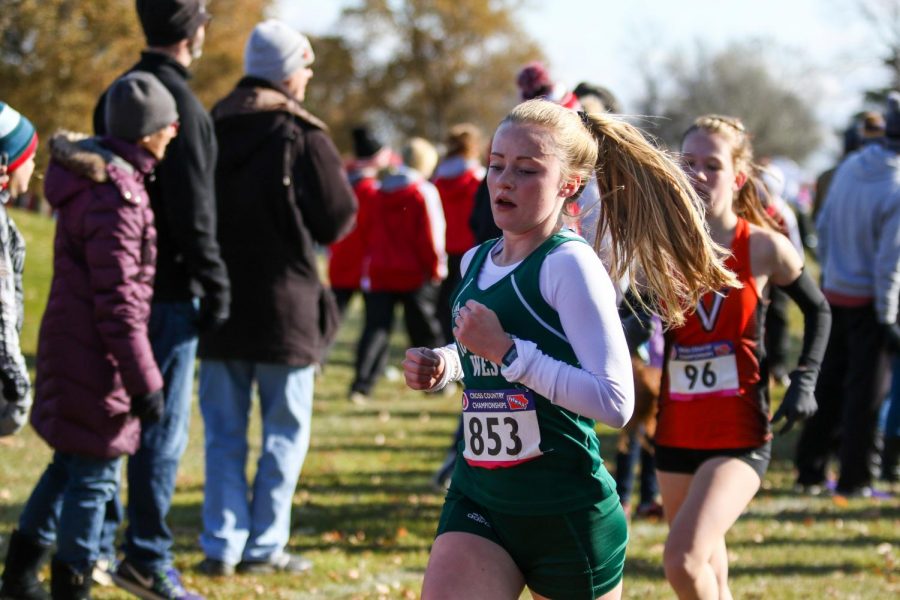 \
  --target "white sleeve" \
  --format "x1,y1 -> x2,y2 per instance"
425,344 -> 464,391
500,241 -> 635,427
459,245 -> 479,278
